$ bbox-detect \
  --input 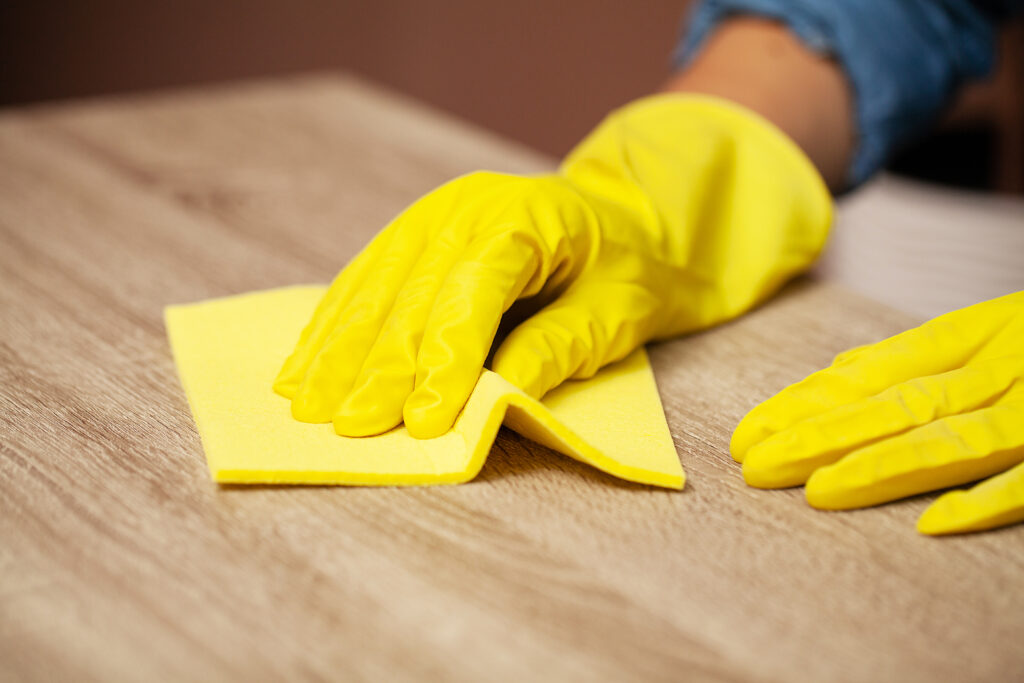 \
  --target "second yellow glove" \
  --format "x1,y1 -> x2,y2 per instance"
274,94 -> 831,439
733,291 -> 1024,535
